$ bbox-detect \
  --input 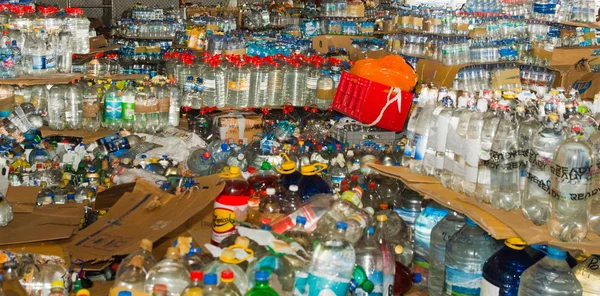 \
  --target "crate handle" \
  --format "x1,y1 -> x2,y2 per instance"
363,87 -> 403,127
